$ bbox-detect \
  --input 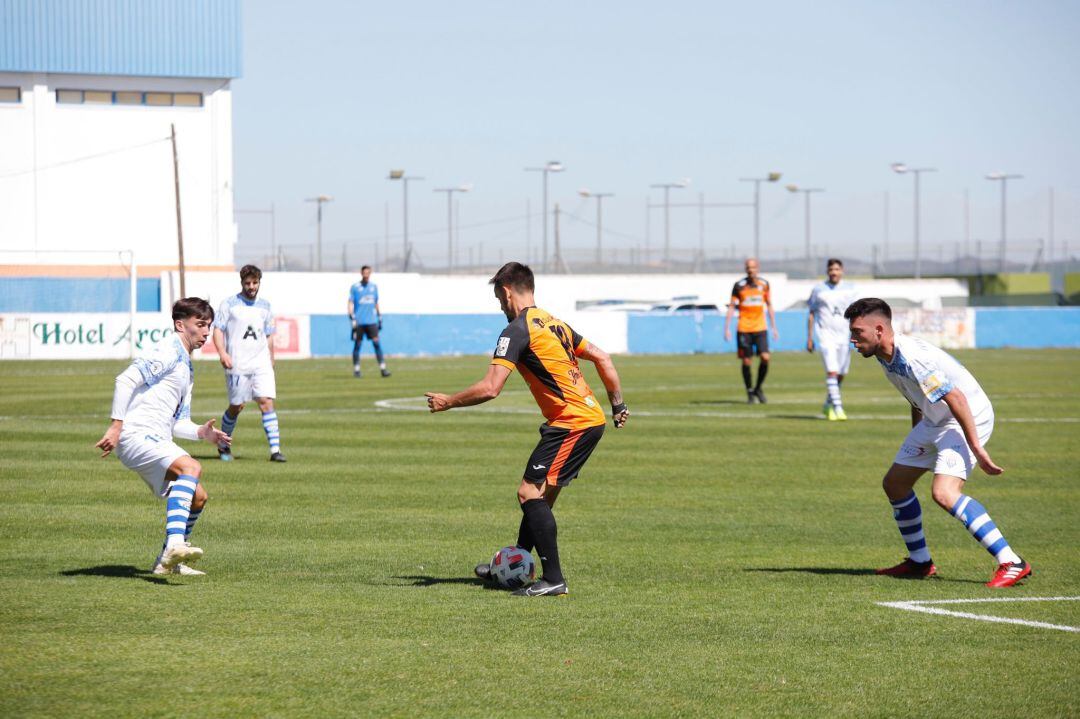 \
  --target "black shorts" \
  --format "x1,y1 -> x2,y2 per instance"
737,331 -> 768,358
352,324 -> 379,342
523,423 -> 605,487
